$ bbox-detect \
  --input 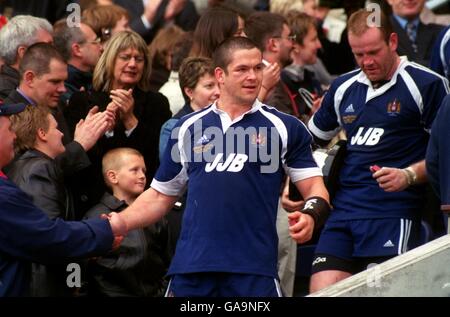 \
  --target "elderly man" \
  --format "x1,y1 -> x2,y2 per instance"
0,15 -> 53,100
